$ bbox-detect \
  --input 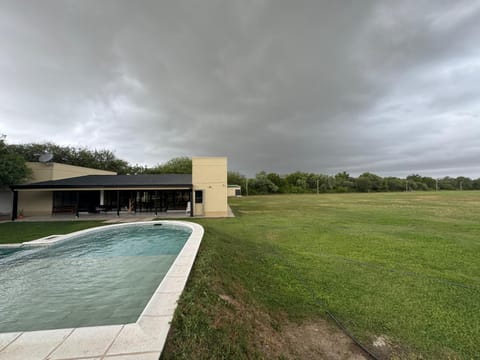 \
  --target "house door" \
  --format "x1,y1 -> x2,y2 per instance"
194,190 -> 204,216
